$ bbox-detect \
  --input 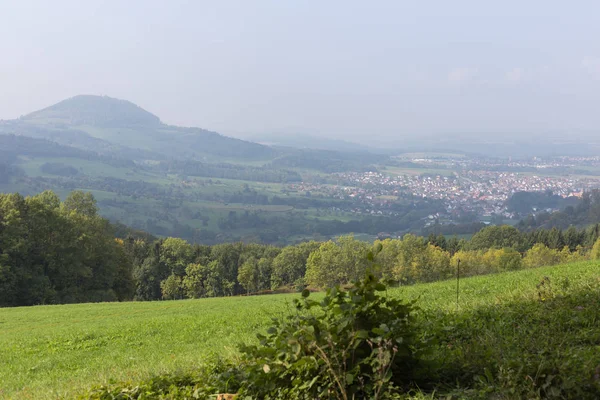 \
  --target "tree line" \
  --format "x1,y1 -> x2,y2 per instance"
517,189 -> 600,230
128,224 -> 600,301
0,191 -> 133,307
3,190 -> 600,307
